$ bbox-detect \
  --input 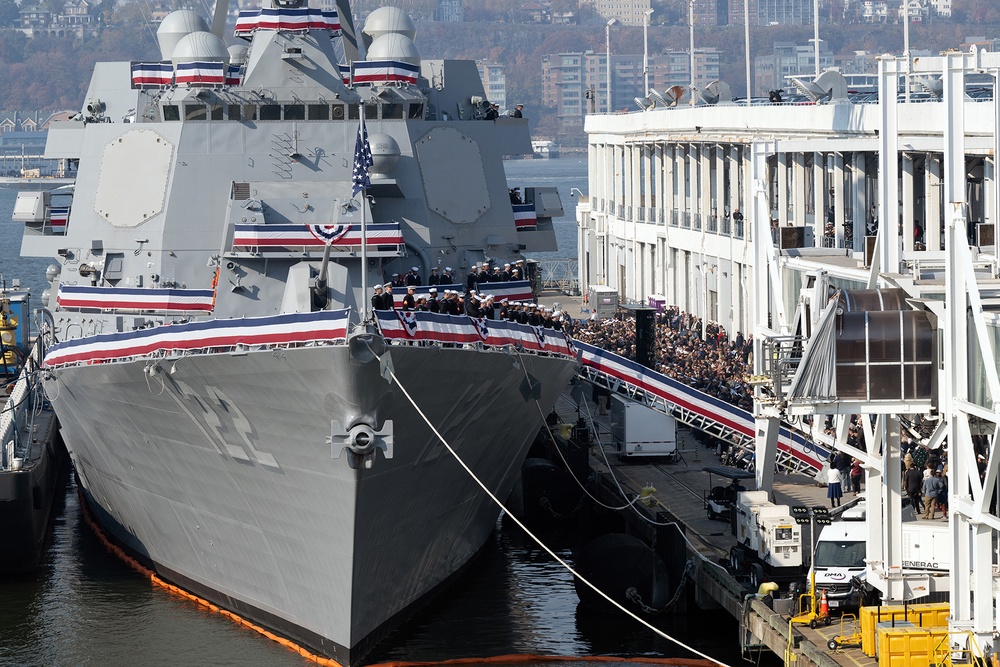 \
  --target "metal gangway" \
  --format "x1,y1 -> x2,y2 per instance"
536,258 -> 580,295
574,340 -> 829,475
